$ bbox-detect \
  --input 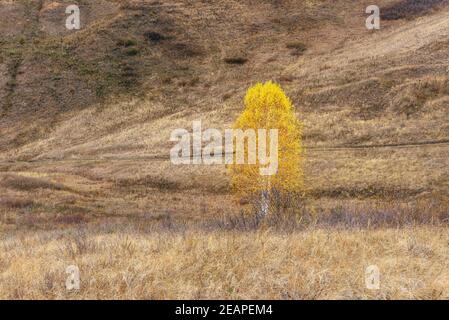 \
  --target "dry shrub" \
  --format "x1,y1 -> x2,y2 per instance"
0,174 -> 68,192
389,76 -> 449,116
286,42 -> 307,56
60,229 -> 96,259
381,0 -> 449,20
310,185 -> 424,199
115,175 -> 180,190
54,214 -> 88,225
171,43 -> 203,58
0,196 -> 34,209
207,198 -> 449,232
116,38 -> 138,47
144,31 -> 166,43
224,57 -> 248,65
